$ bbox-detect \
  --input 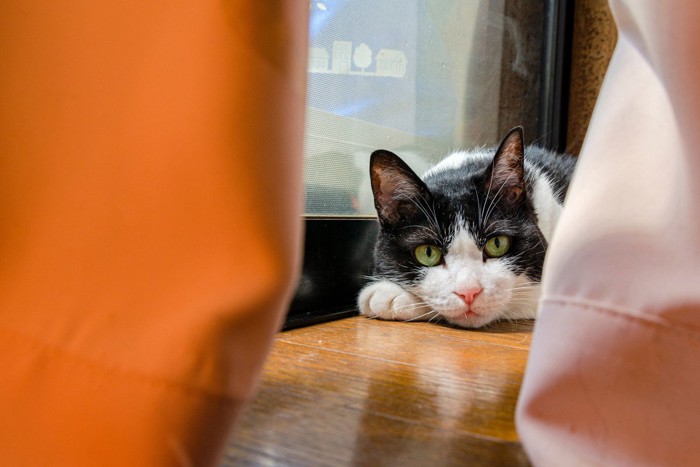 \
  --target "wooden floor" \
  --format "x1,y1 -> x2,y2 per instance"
223,316 -> 534,466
